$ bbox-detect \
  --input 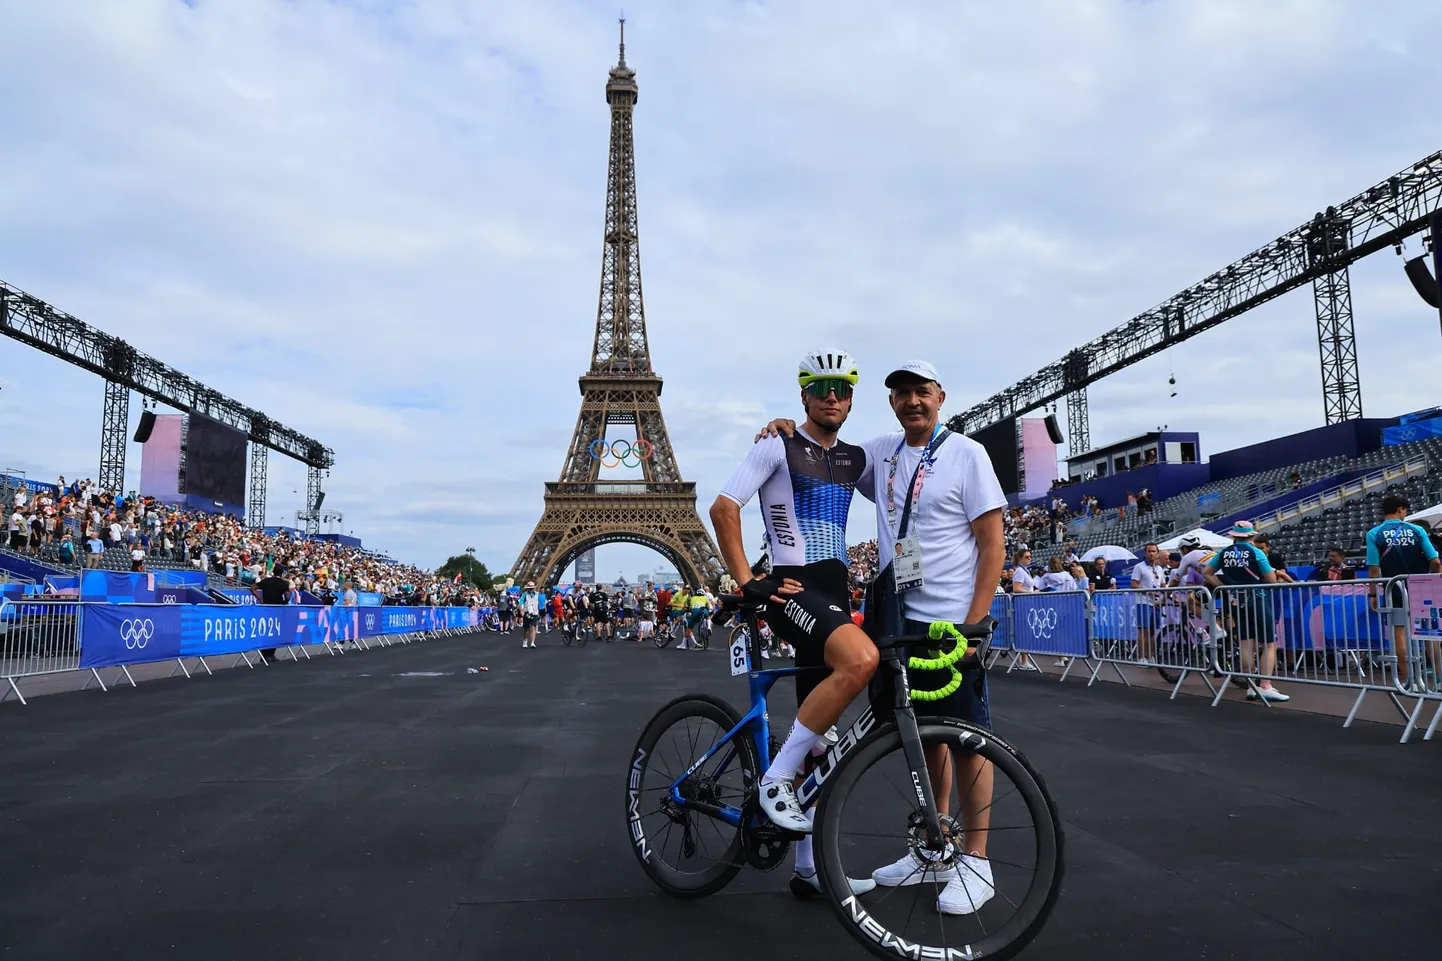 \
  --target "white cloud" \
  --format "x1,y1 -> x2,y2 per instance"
2,0 -> 1441,578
